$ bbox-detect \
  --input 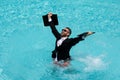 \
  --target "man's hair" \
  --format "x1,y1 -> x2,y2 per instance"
65,27 -> 72,36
